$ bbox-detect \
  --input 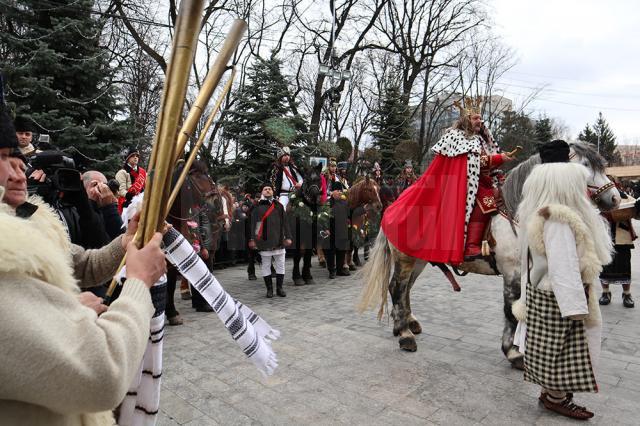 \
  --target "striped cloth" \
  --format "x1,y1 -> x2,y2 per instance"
162,227 -> 280,374
523,281 -> 597,392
